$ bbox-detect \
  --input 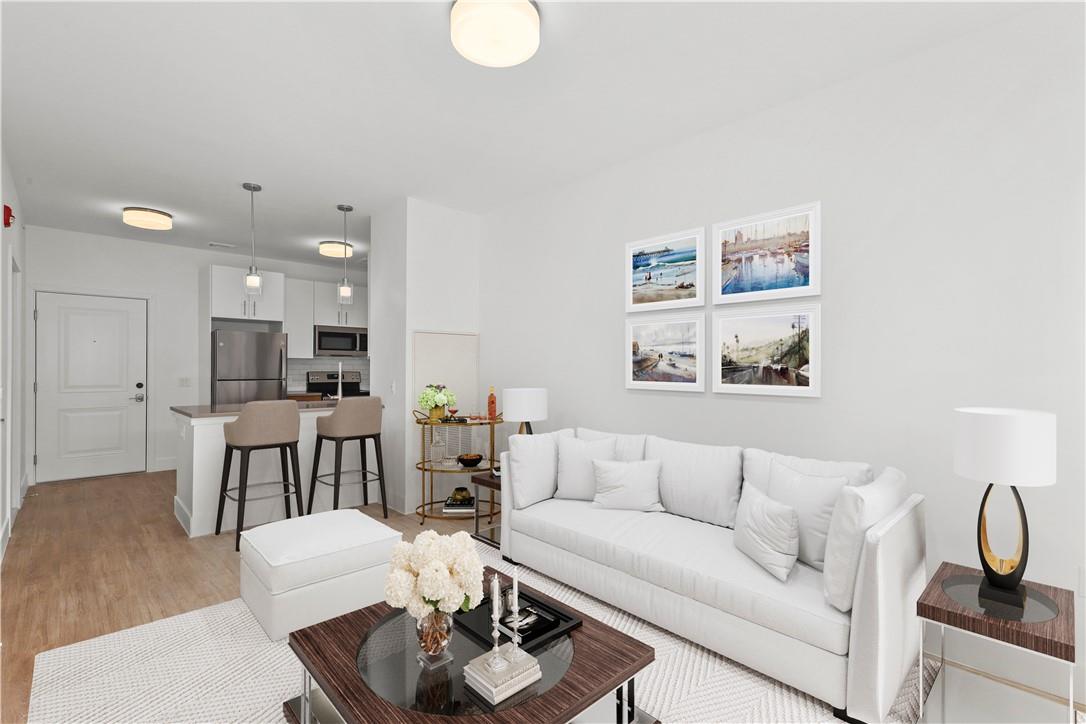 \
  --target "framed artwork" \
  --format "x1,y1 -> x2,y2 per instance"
626,227 -> 704,312
711,304 -> 820,397
711,202 -> 821,305
626,313 -> 704,392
